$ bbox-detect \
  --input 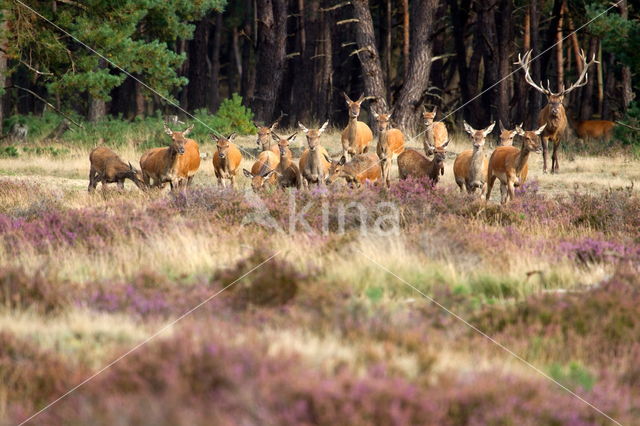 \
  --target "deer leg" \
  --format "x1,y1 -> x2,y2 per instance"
88,167 -> 98,193
500,183 -> 508,204
506,181 -> 516,203
117,180 -> 125,191
541,136 -> 549,173
552,140 -> 560,174
485,175 -> 497,201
